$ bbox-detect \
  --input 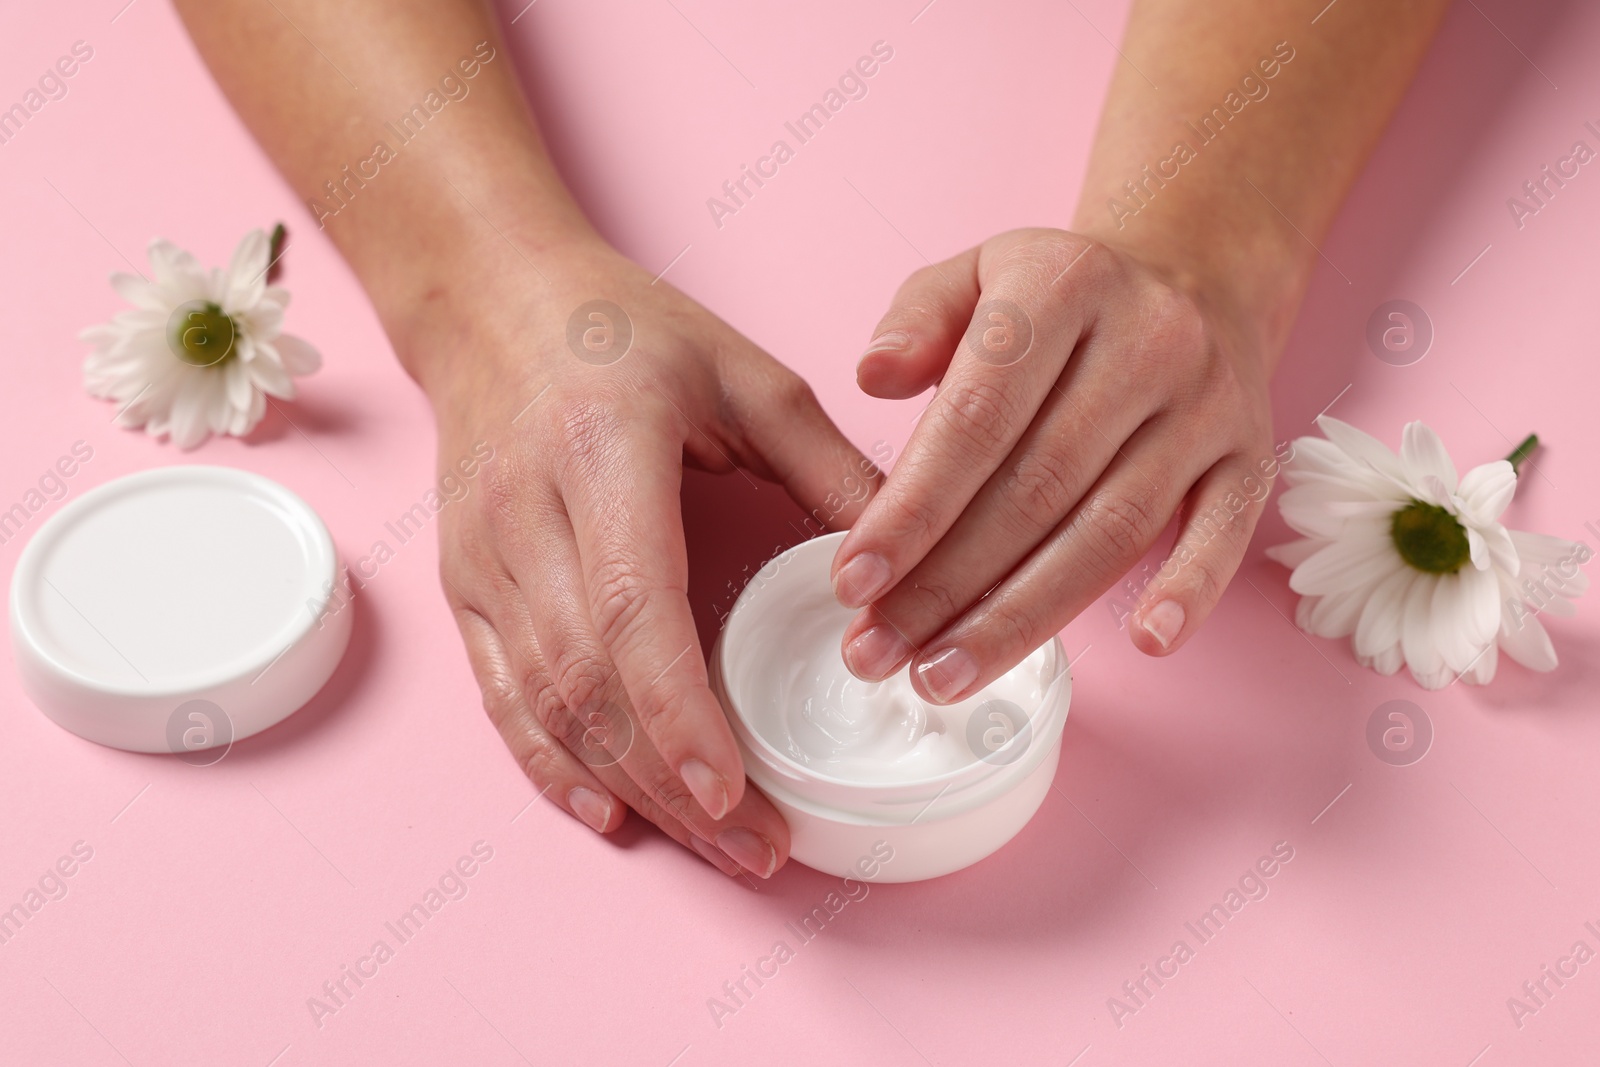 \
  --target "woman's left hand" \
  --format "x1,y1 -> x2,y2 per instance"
831,227 -> 1278,702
